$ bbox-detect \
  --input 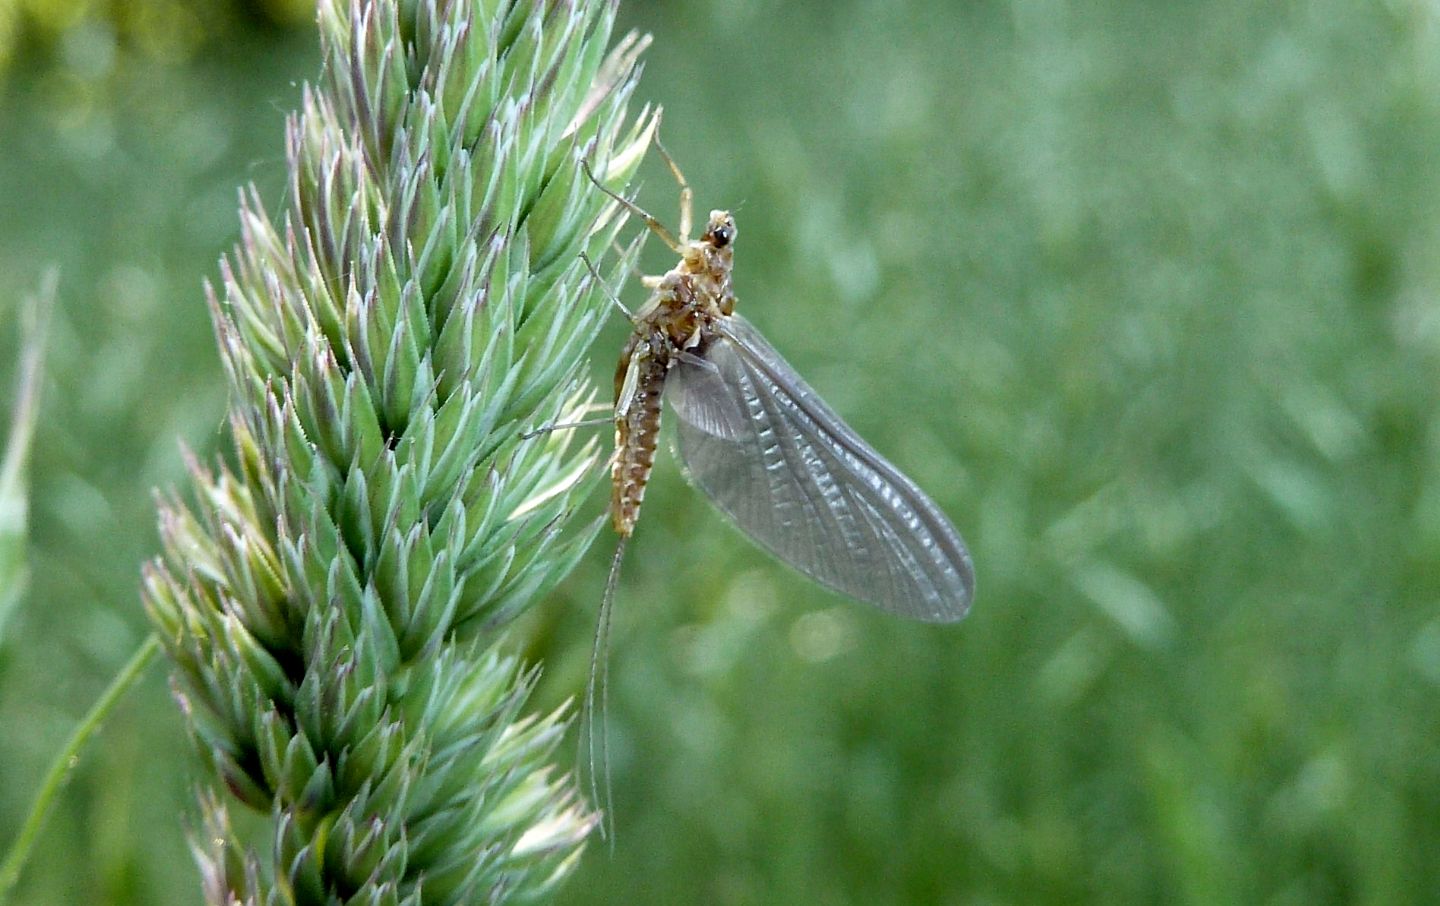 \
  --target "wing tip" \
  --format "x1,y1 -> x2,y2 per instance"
915,560 -> 975,623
